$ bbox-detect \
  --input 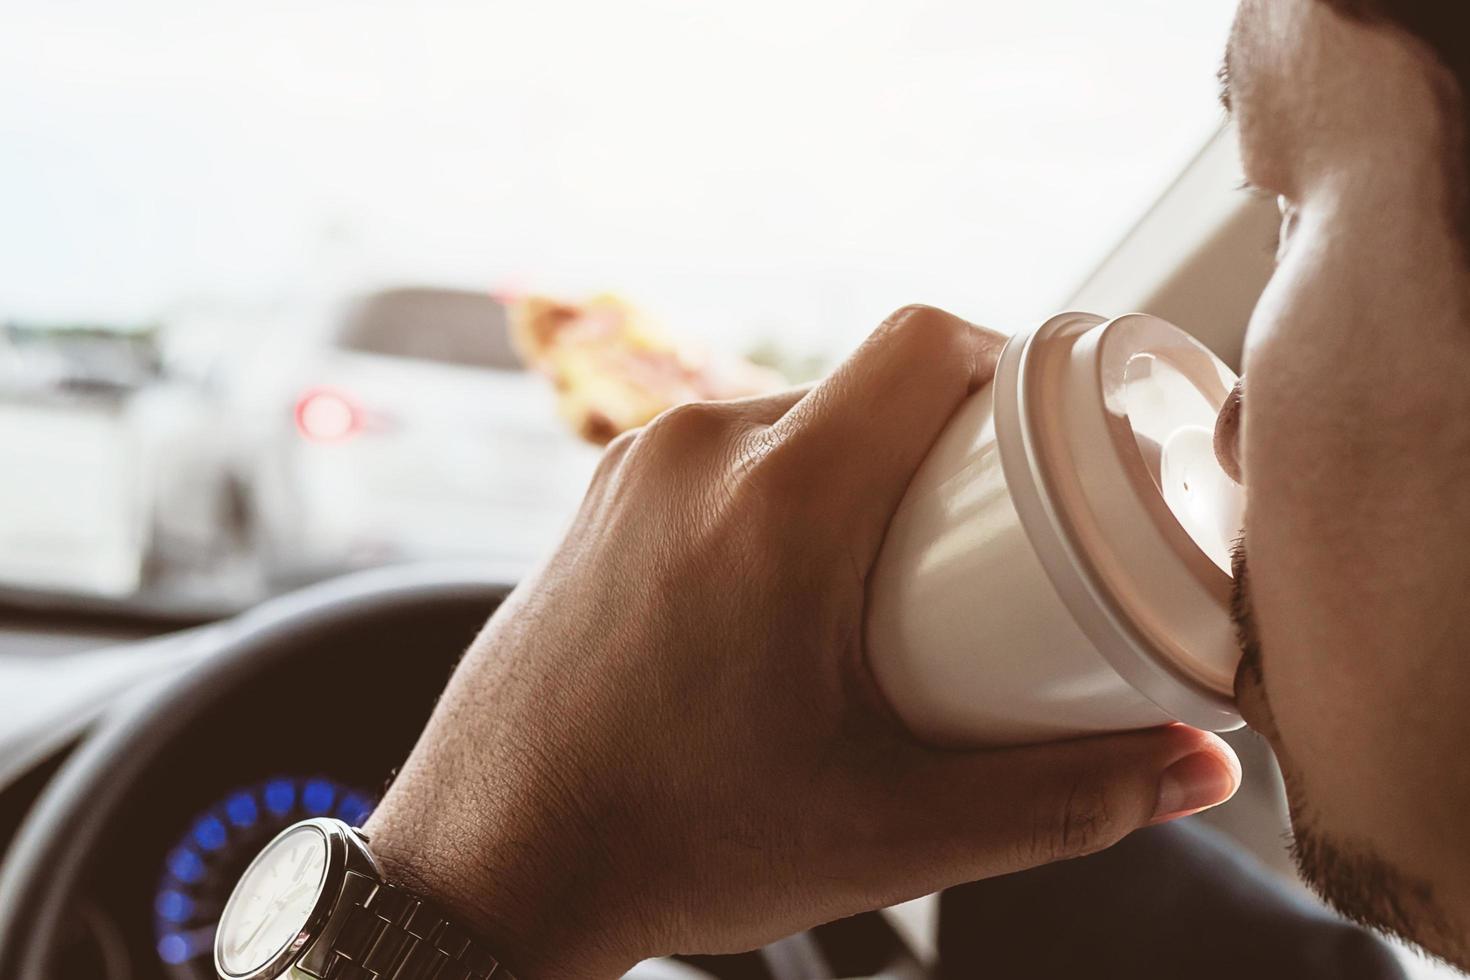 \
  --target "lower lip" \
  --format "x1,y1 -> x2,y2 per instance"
1233,668 -> 1276,740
